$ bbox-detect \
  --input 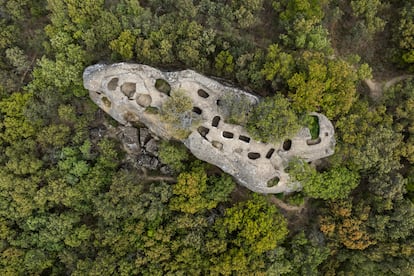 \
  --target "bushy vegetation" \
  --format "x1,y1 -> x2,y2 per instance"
305,115 -> 320,139
288,158 -> 359,200
247,94 -> 302,143
158,141 -> 190,172
0,0 -> 413,274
